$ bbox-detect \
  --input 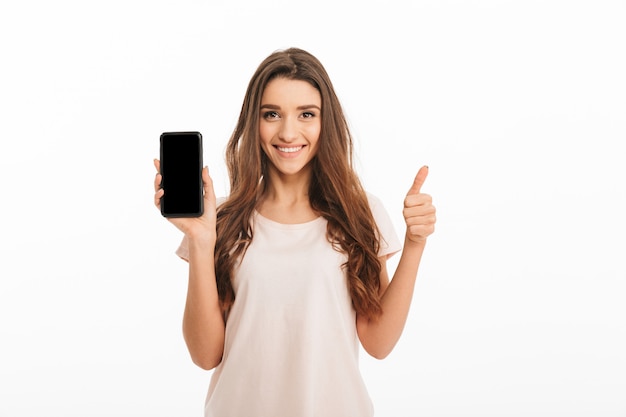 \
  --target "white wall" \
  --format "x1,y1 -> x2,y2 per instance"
1,1 -> 624,416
